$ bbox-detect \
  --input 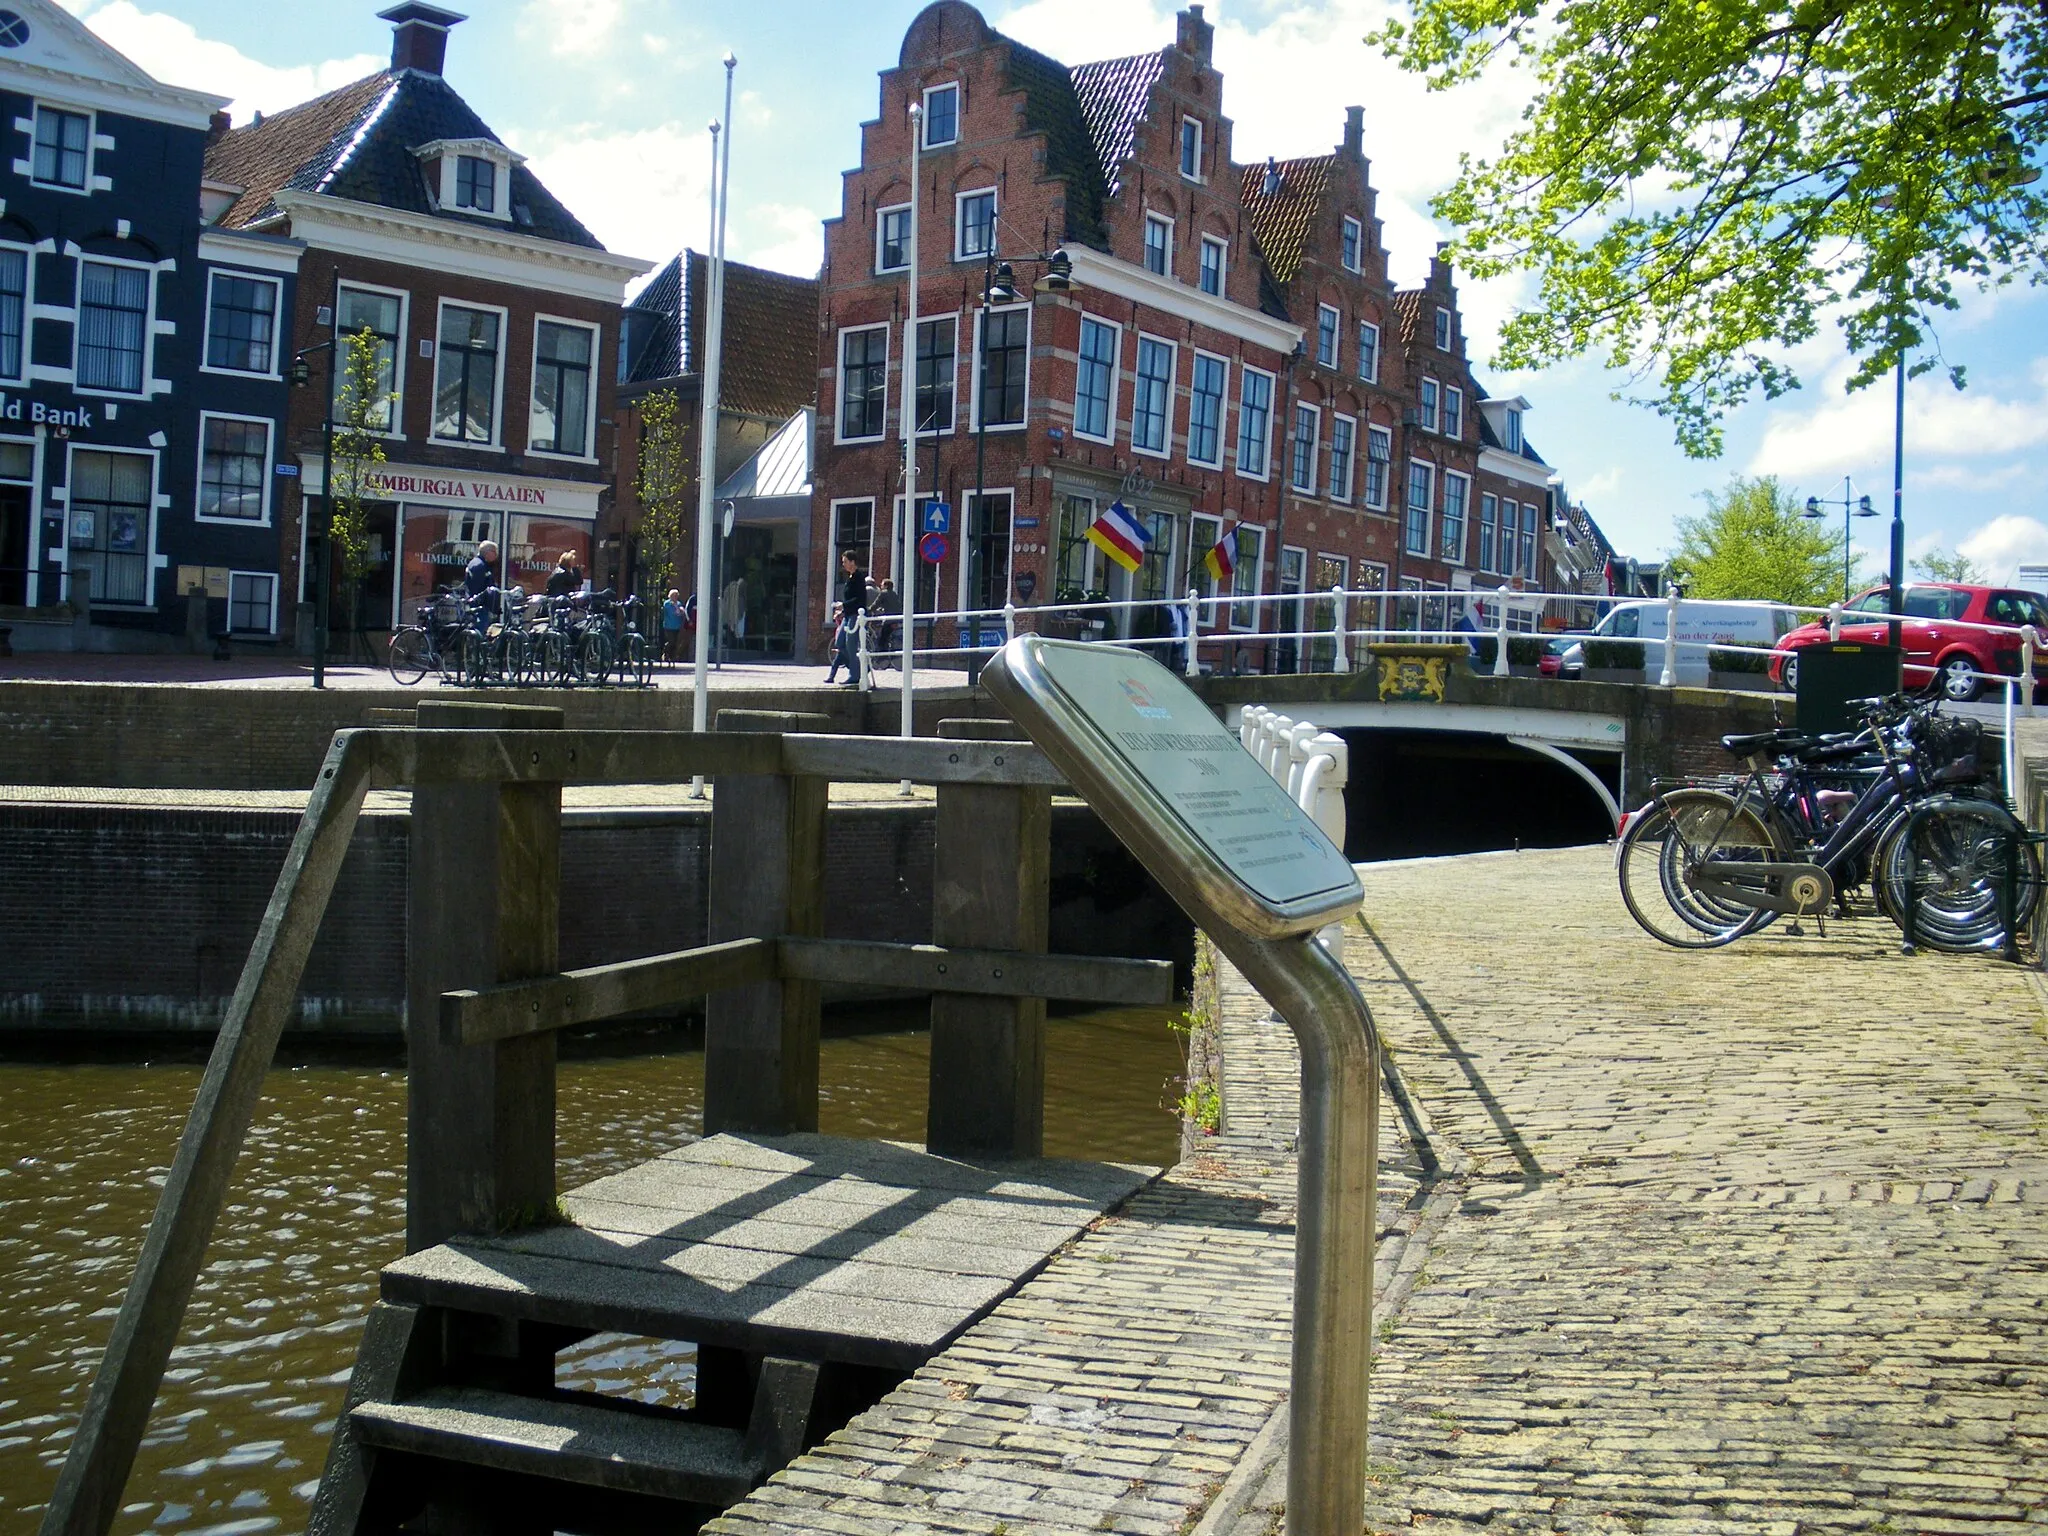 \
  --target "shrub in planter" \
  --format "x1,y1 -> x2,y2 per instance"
1708,645 -> 1771,674
1583,638 -> 1644,671
1467,634 -> 1551,668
